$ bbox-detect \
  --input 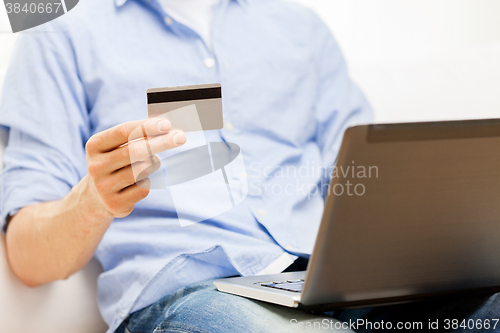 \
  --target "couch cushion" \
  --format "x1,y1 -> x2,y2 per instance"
0,234 -> 108,333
